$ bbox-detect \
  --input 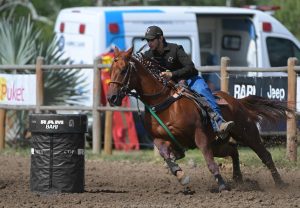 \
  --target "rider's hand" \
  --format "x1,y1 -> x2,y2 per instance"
160,71 -> 172,80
